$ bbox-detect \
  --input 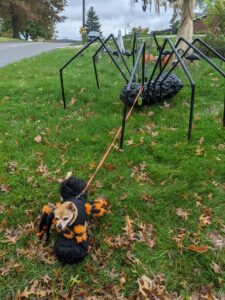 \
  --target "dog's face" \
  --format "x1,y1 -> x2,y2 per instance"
54,202 -> 77,231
